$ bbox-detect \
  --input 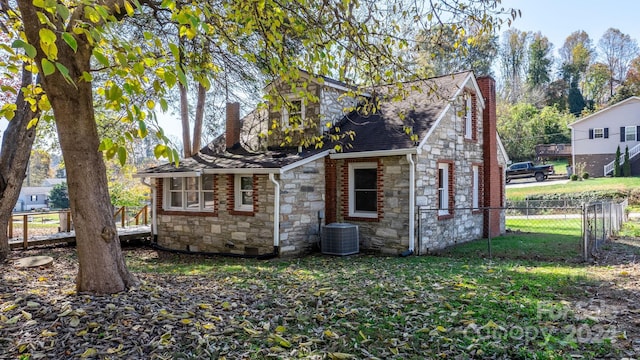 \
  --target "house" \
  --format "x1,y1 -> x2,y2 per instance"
13,187 -> 51,212
569,96 -> 640,177
136,71 -> 508,257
